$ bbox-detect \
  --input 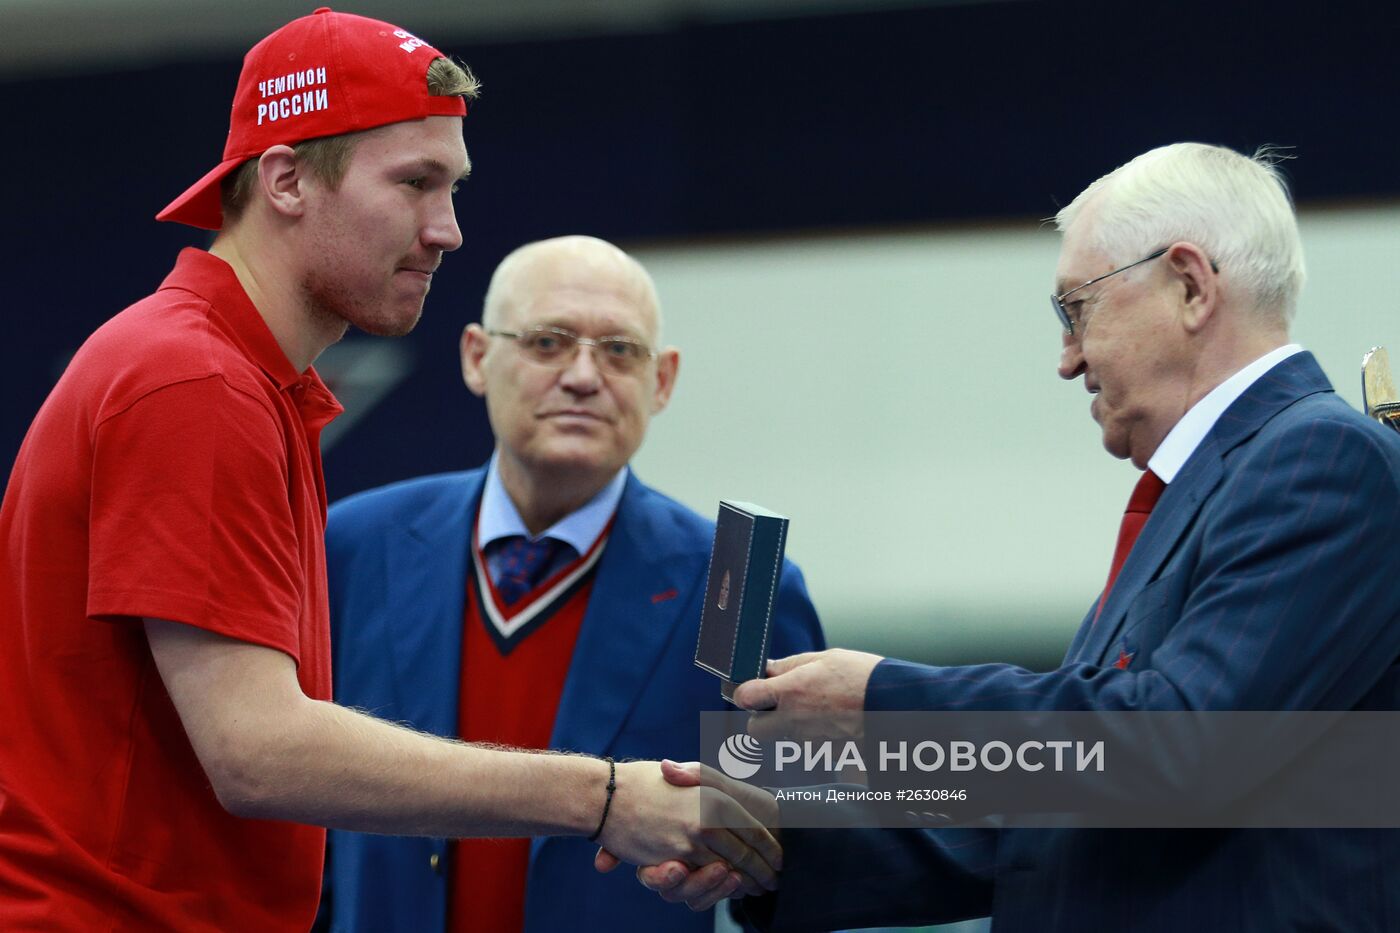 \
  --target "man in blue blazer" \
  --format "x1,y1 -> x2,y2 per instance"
319,236 -> 824,933
644,145 -> 1400,930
